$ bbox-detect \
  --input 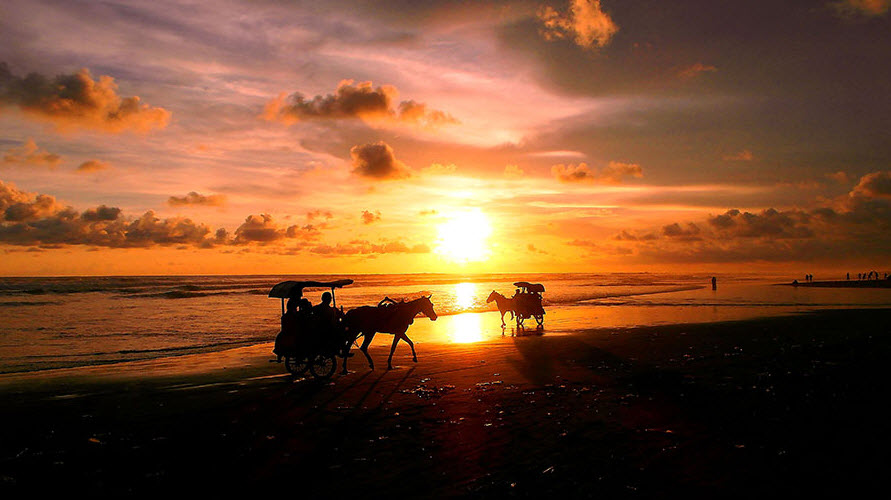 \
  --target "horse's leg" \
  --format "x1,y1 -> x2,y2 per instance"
399,332 -> 417,362
499,309 -> 506,327
360,331 -> 375,370
387,334 -> 401,370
